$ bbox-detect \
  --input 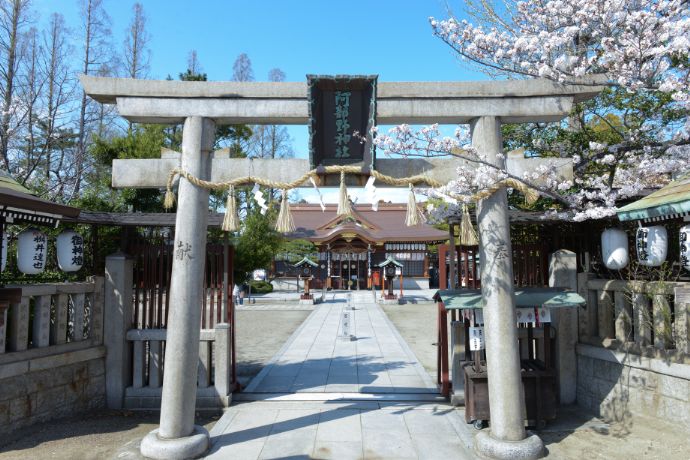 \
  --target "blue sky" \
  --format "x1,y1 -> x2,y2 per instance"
35,0 -> 487,202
